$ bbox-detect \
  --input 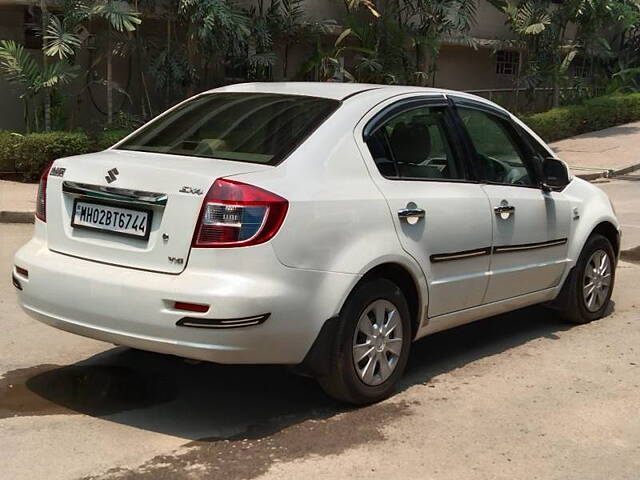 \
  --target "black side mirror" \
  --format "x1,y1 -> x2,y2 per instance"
541,157 -> 570,191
